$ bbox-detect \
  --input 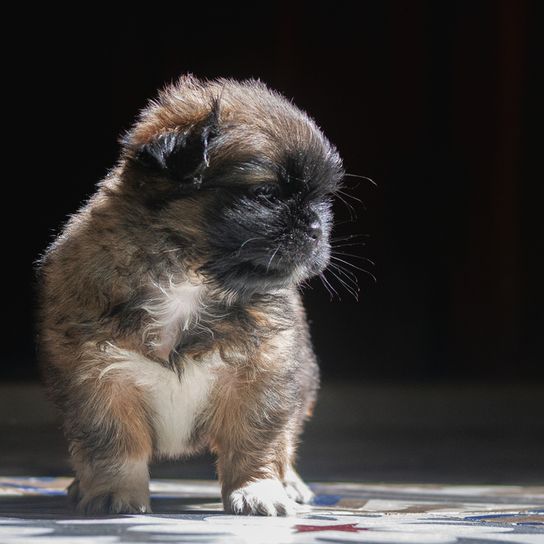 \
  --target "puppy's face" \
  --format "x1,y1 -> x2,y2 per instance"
203,156 -> 338,294
123,79 -> 343,296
